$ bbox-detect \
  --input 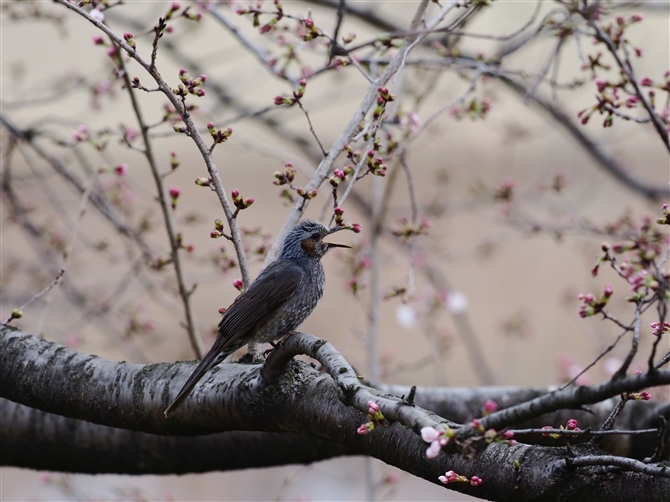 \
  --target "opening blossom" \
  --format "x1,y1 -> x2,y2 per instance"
420,425 -> 453,459
438,470 -> 483,487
